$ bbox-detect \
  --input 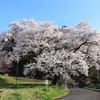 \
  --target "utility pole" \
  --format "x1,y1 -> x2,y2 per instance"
64,69 -> 67,90
16,61 -> 19,86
